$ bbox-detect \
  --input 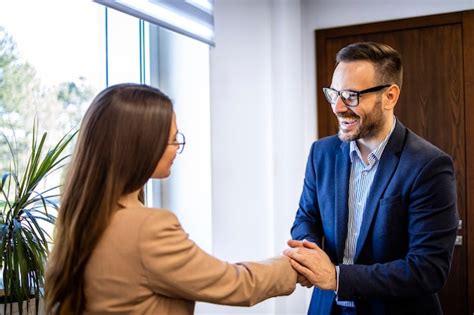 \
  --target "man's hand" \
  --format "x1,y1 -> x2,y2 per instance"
283,239 -> 337,291
297,273 -> 313,288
